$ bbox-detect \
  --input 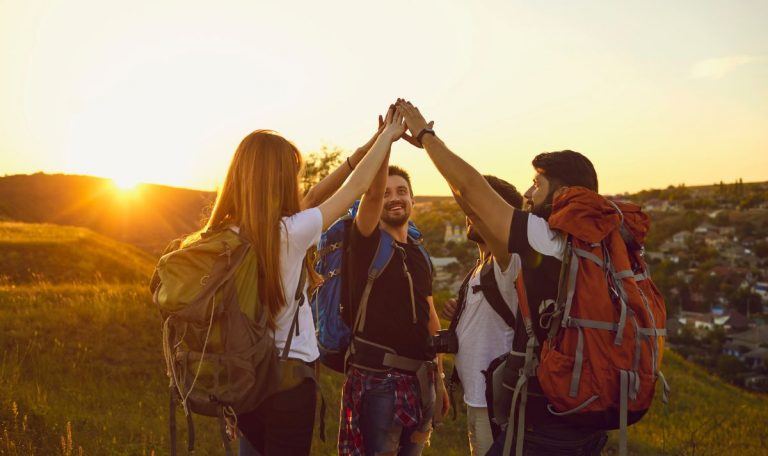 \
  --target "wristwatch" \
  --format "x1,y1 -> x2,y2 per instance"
416,127 -> 435,145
